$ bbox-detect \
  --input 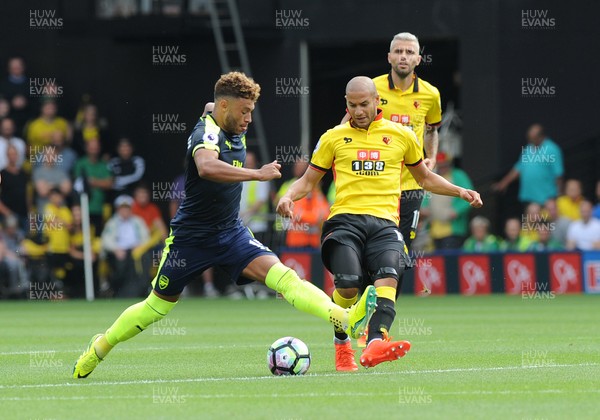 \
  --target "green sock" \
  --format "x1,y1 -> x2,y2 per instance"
265,262 -> 347,329
104,293 -> 177,347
